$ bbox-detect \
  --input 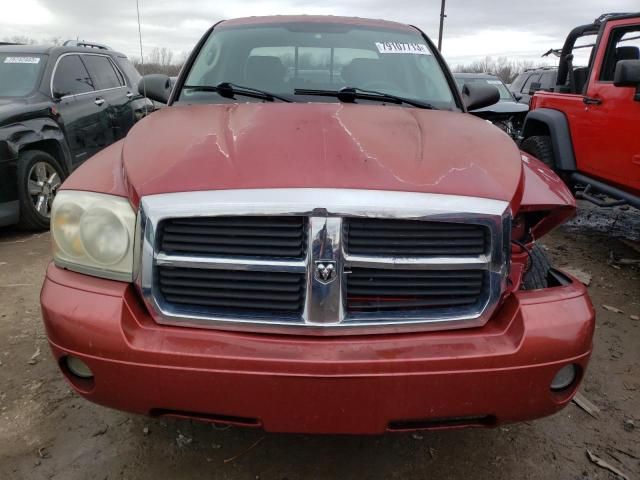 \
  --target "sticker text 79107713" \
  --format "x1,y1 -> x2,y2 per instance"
375,42 -> 431,55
